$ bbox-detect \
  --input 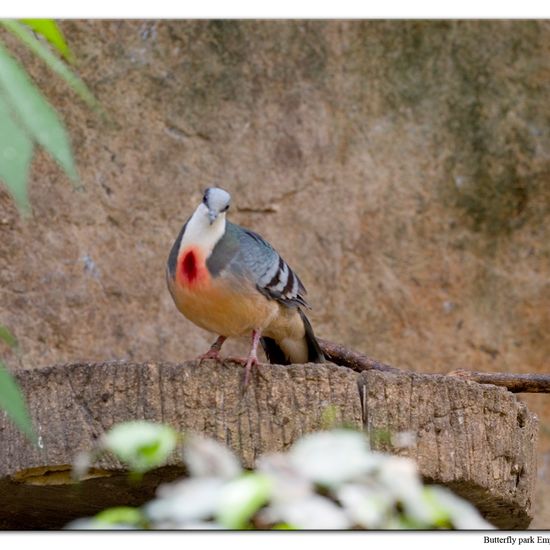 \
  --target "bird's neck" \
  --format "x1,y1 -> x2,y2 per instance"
180,204 -> 226,256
